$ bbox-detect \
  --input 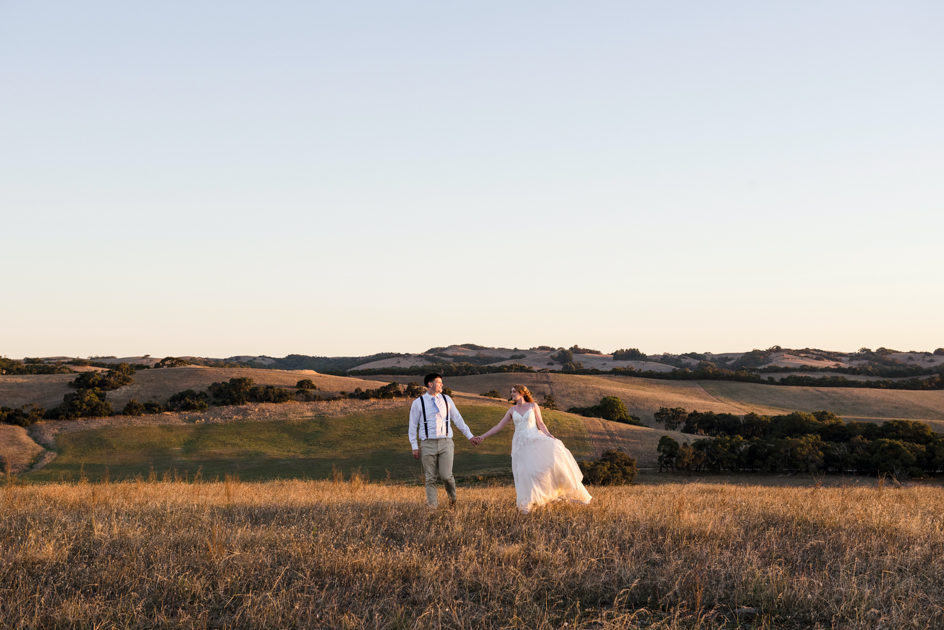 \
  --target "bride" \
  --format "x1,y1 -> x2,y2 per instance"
473,385 -> 592,513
